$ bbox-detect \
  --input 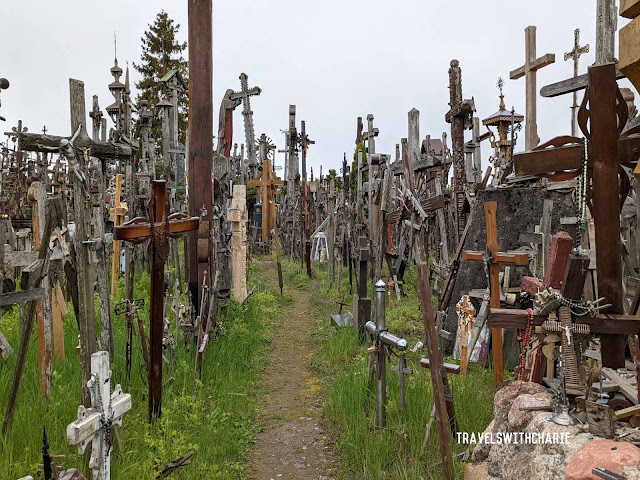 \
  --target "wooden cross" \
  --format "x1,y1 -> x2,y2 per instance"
114,180 -> 199,421
461,202 -> 530,386
445,61 -> 476,243
564,29 -> 590,137
455,295 -> 476,376
67,351 -> 131,480
247,156 -> 284,242
509,26 -> 556,150
512,63 -> 637,368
